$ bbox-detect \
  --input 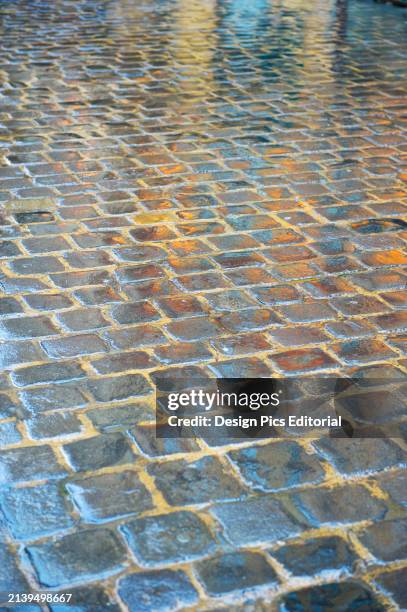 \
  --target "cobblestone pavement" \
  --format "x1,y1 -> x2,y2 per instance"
0,0 -> 406,609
